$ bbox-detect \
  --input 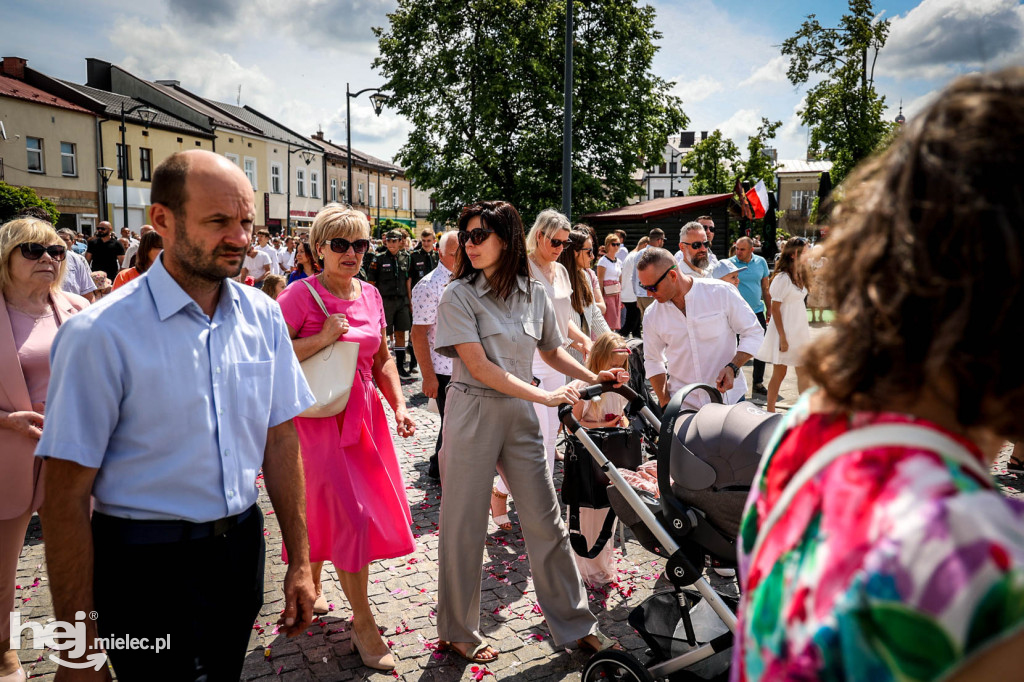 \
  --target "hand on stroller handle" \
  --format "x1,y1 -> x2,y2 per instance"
557,380 -> 643,432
